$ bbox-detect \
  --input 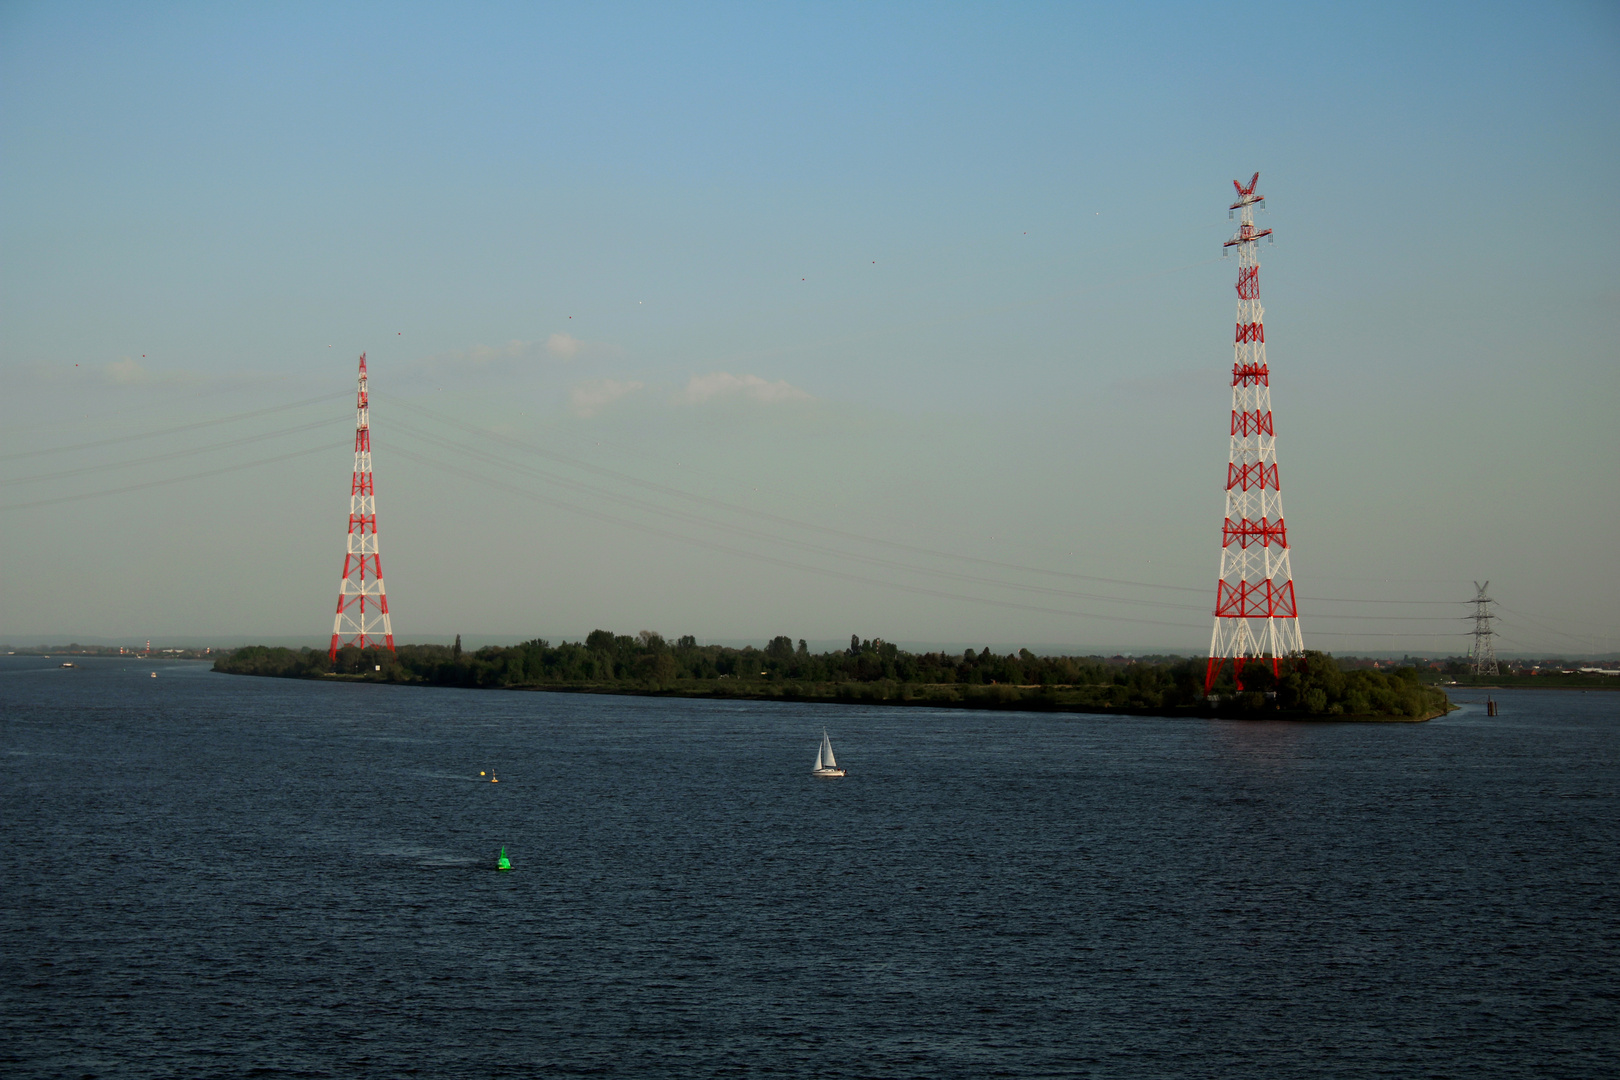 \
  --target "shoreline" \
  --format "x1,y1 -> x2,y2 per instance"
504,682 -> 1448,722
1433,681 -> 1620,692
270,670 -> 1446,722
